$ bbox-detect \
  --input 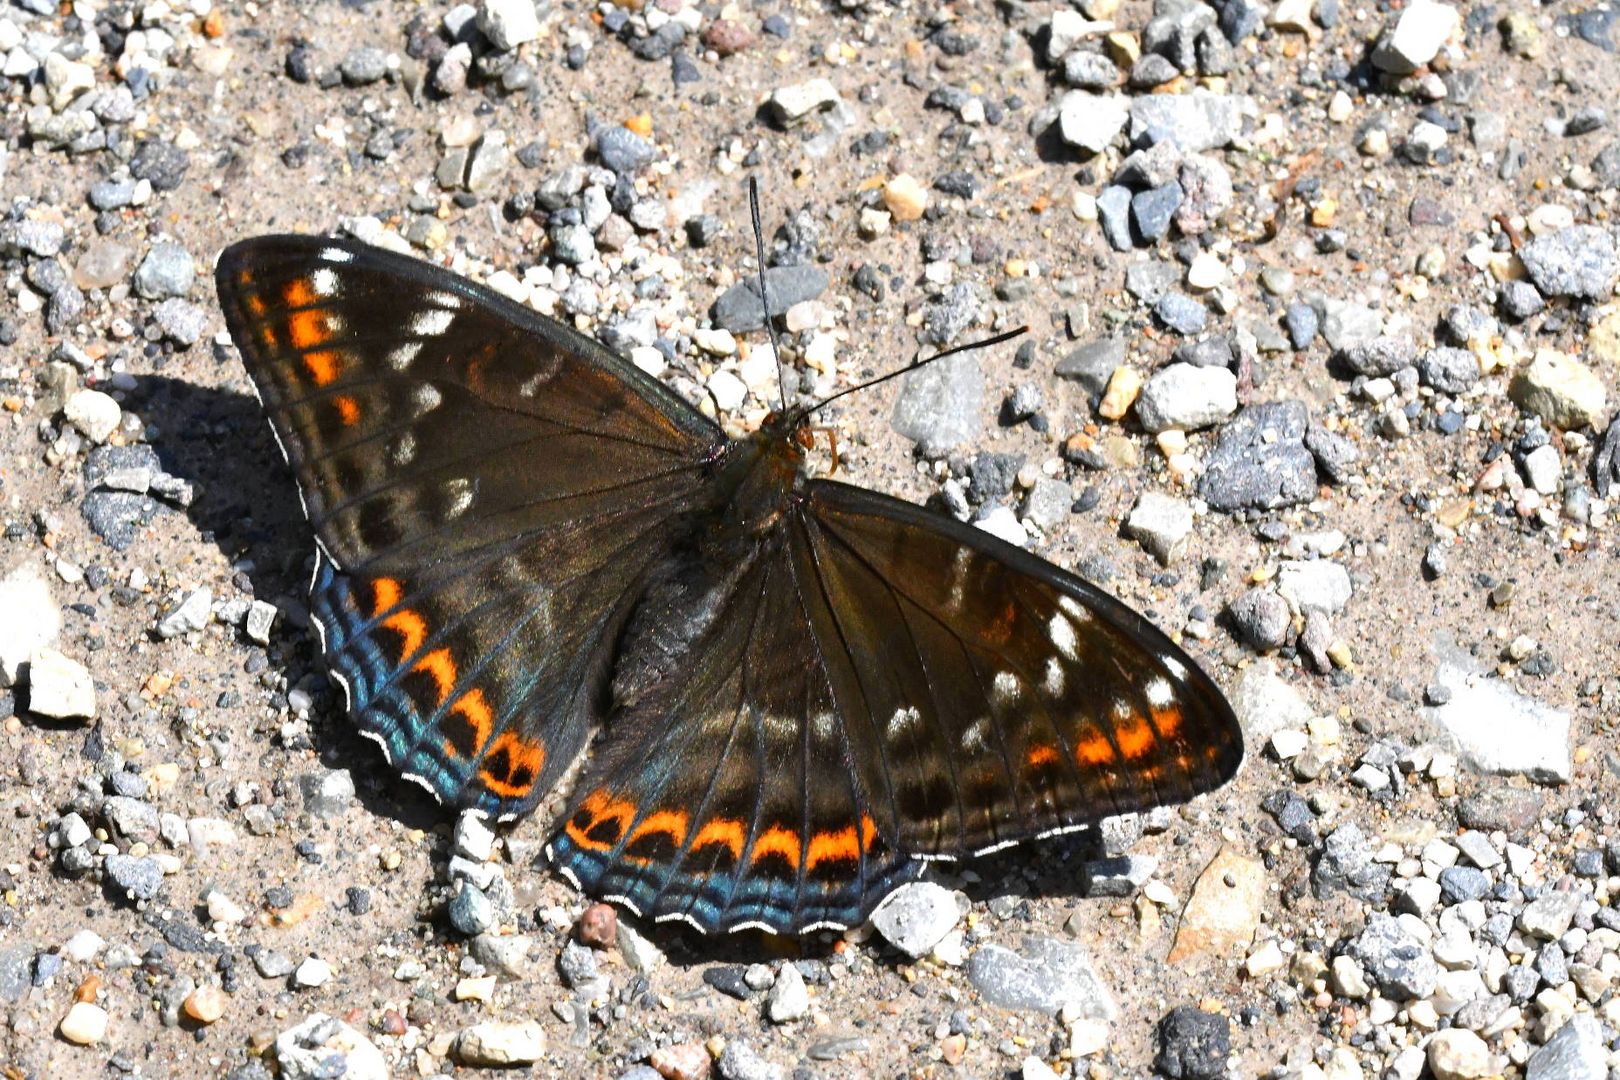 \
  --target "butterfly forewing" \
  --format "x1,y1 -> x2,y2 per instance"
798,481 -> 1242,858
216,236 -> 722,819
